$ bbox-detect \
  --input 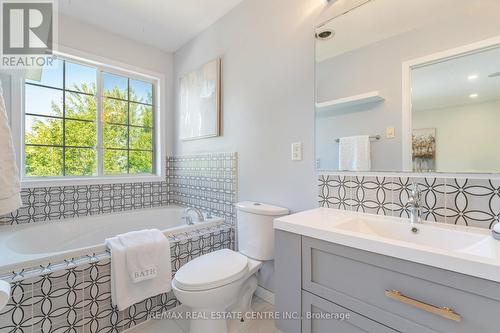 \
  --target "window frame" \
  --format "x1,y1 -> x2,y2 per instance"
11,48 -> 165,188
